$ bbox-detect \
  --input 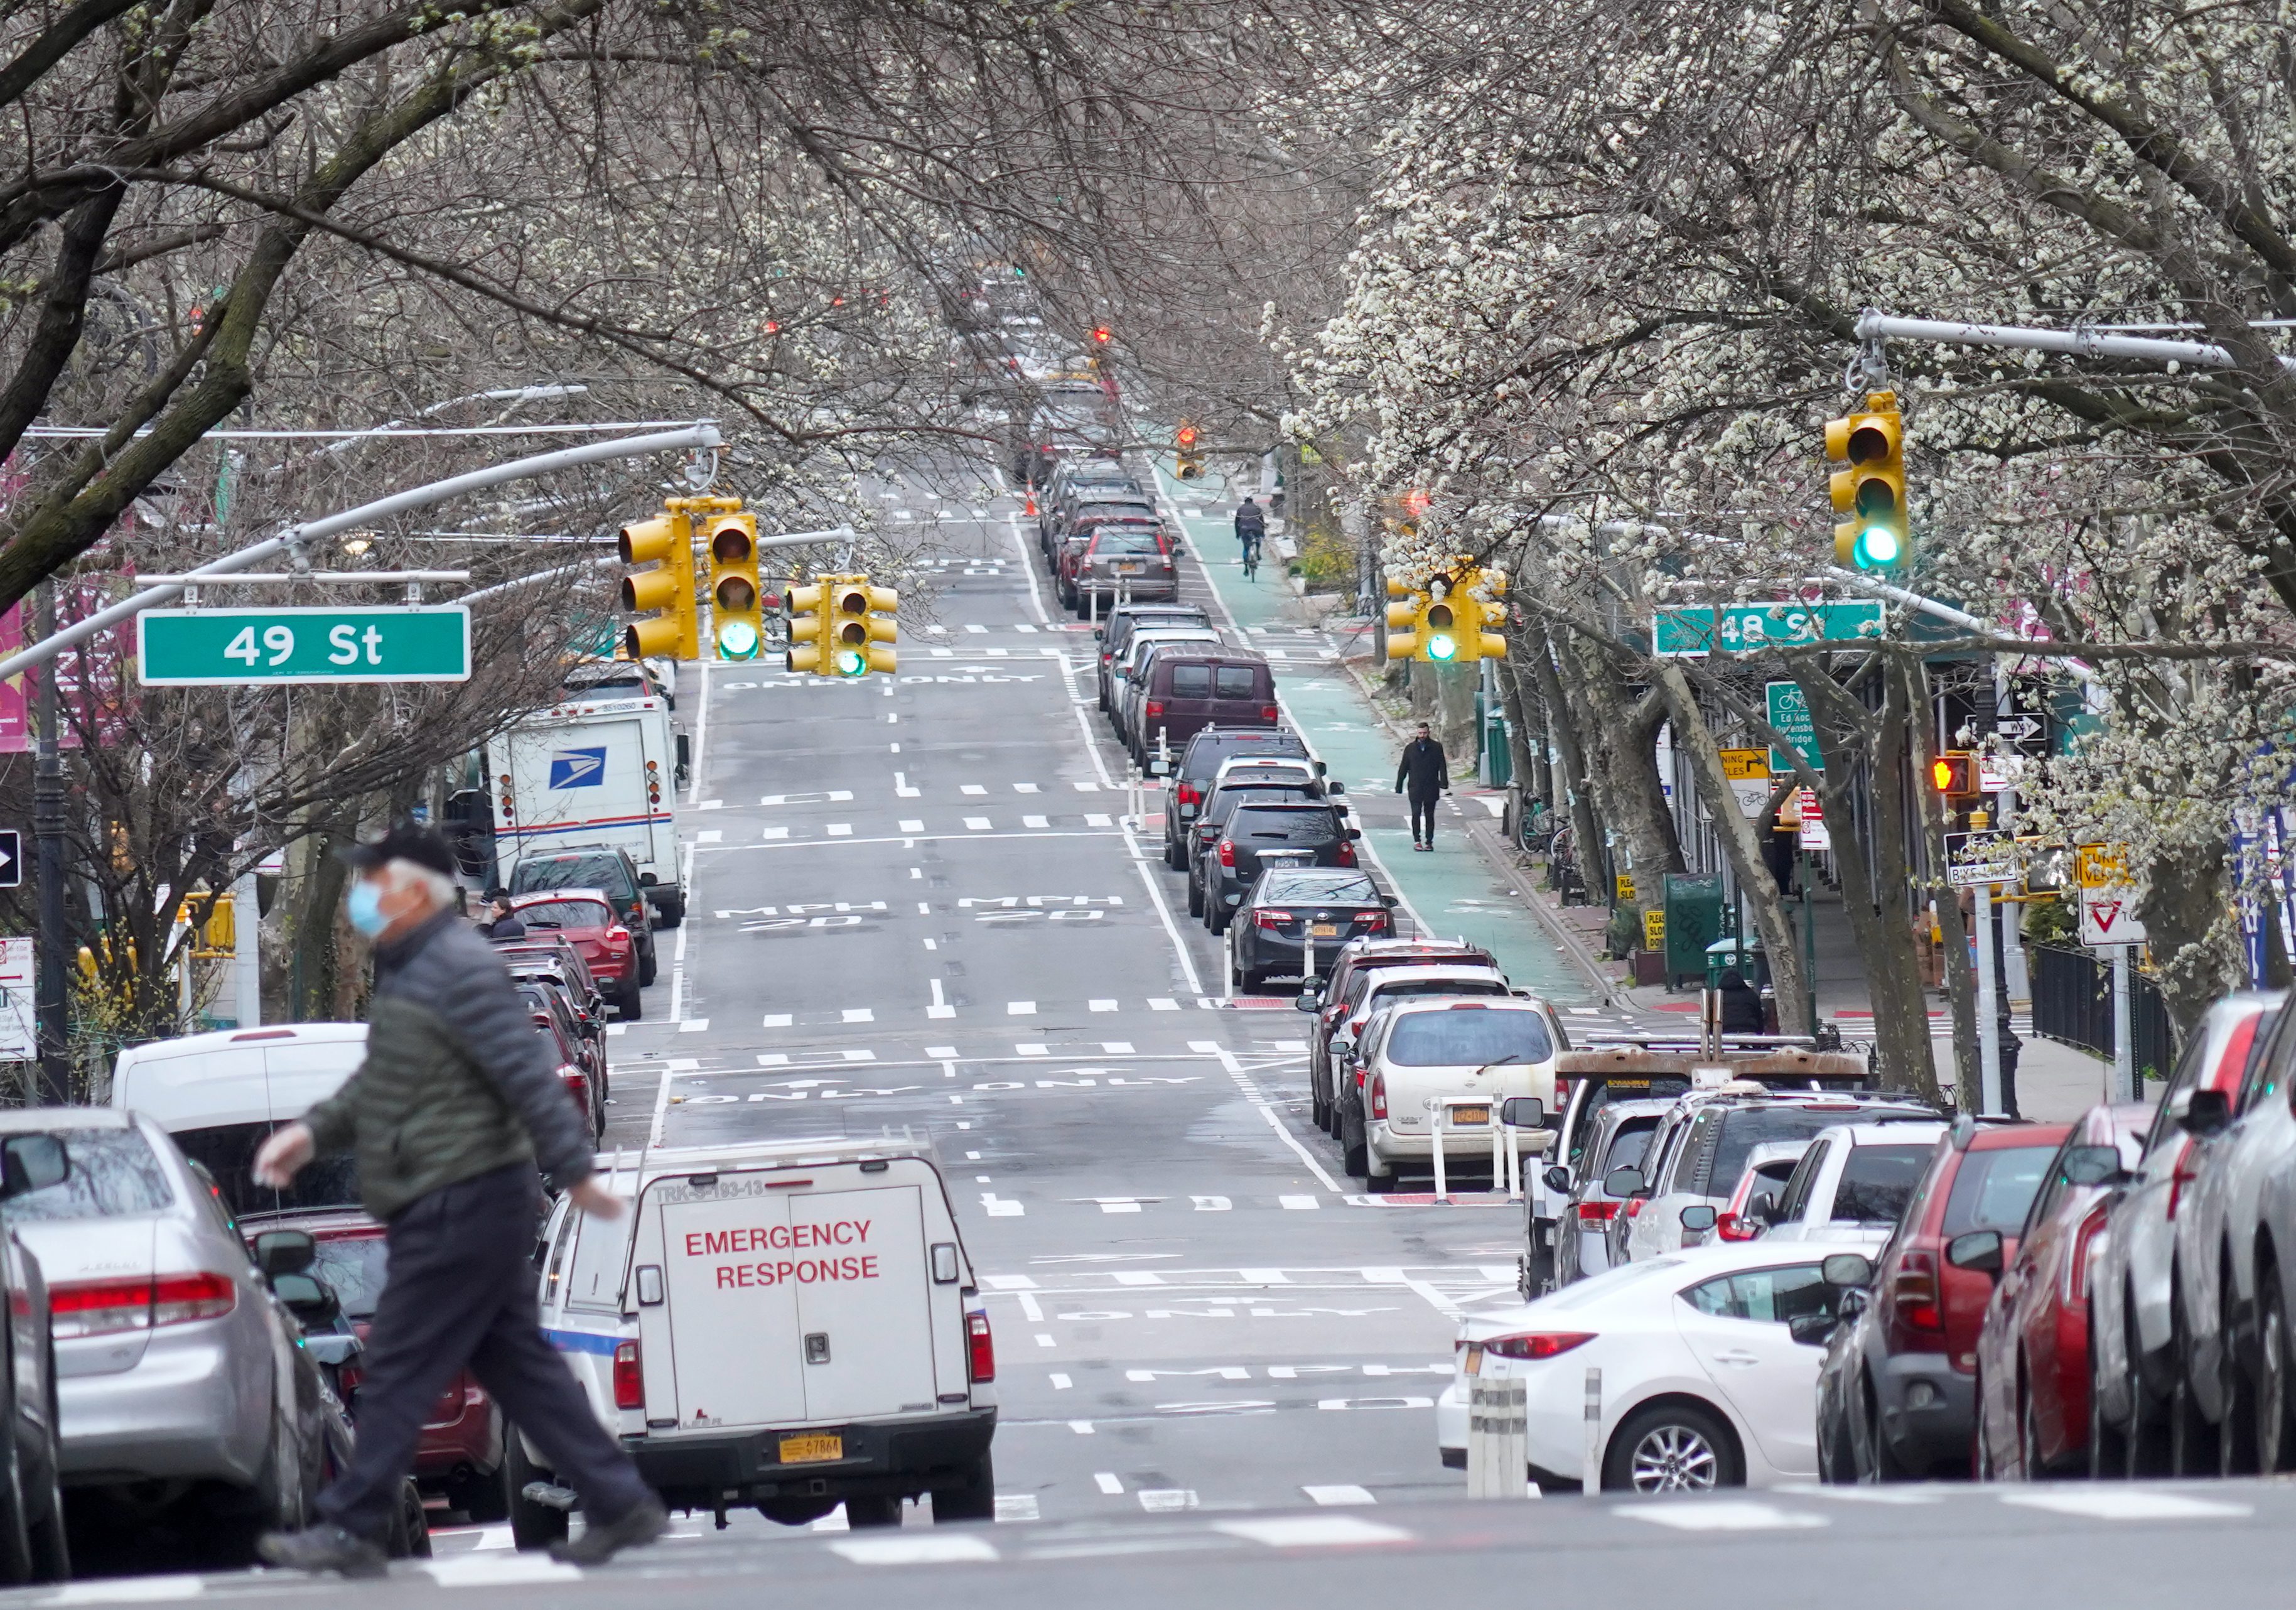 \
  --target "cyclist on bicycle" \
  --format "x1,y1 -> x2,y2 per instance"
1235,497 -> 1266,576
